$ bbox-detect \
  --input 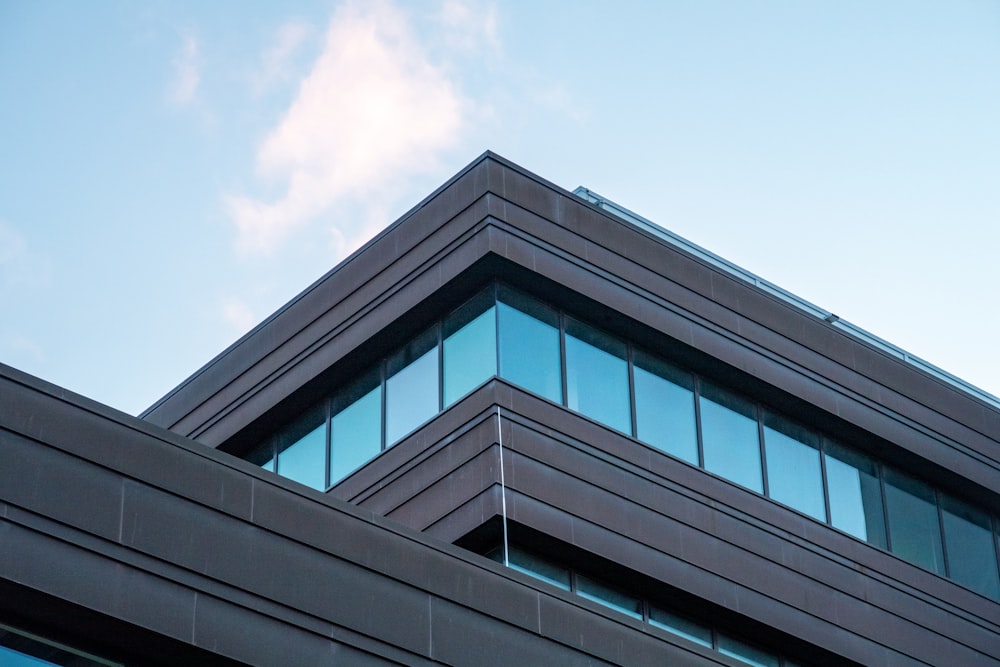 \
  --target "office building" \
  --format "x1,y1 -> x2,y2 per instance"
2,152 -> 998,665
